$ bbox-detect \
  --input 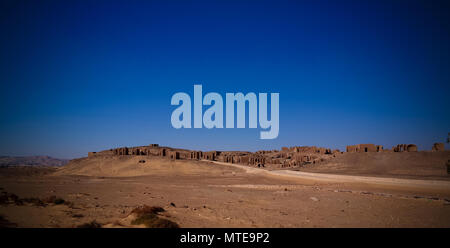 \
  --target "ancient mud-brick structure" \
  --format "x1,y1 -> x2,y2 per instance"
189,151 -> 202,160
202,151 -> 218,161
169,151 -> 179,160
86,135 -> 450,177
359,144 -> 376,152
281,154 -> 313,167
248,155 -> 265,166
346,144 -> 378,153
346,145 -> 357,153
260,146 -> 336,168
130,148 -> 141,155
393,144 -> 404,152
392,144 -> 417,152
220,155 -> 233,163
432,143 -> 445,151
236,155 -> 249,164
159,148 -> 166,157
89,140 -> 439,171
113,147 -> 129,155
407,144 -> 417,152
290,146 -> 332,154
